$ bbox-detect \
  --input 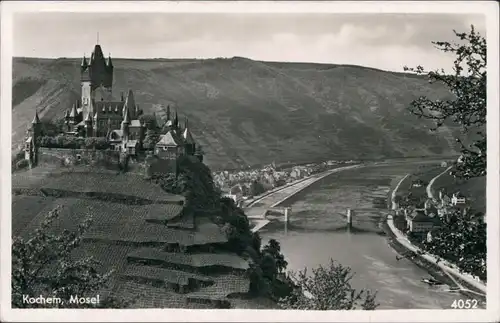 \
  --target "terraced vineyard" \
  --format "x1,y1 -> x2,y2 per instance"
12,168 -> 257,308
